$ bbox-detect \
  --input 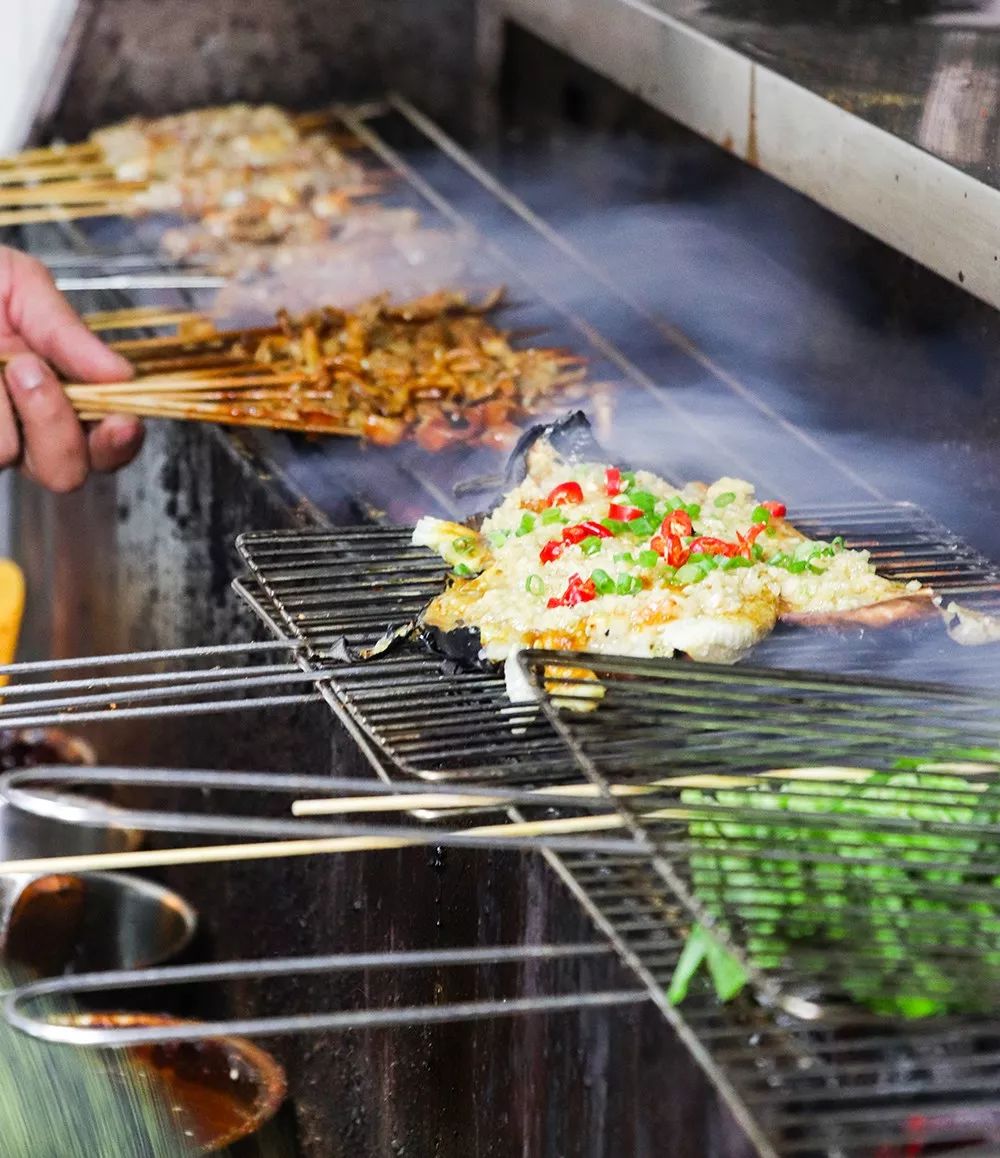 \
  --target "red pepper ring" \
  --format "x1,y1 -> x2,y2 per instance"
562,520 -> 614,546
604,466 -> 622,496
686,536 -> 740,558
608,503 -> 645,521
543,520 -> 615,561
736,522 -> 767,558
546,481 -> 585,507
762,500 -> 787,519
651,533 -> 689,567
661,508 -> 693,537
547,573 -> 598,608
